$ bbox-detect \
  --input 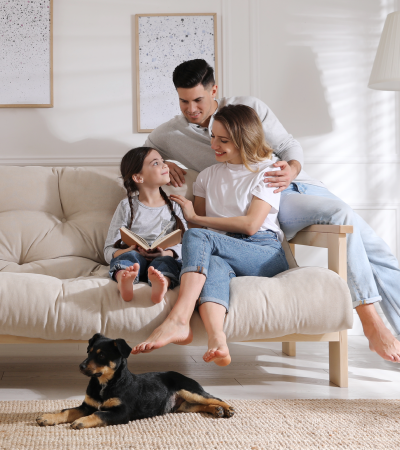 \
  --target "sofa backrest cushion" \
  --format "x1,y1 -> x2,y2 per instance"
0,166 -> 198,278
